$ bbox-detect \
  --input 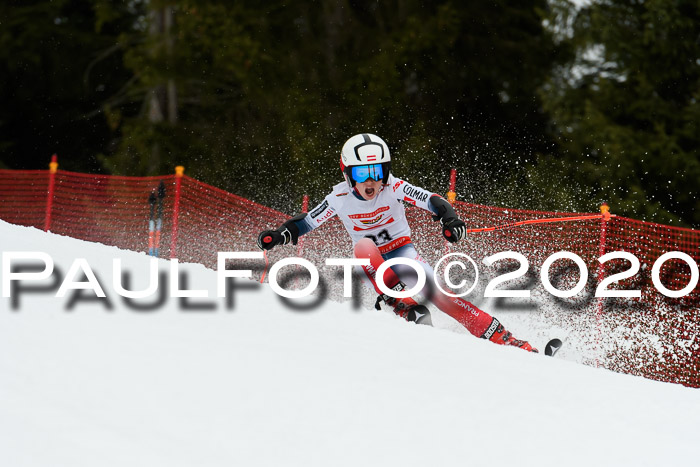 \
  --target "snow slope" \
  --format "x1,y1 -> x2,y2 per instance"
1,220 -> 699,467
